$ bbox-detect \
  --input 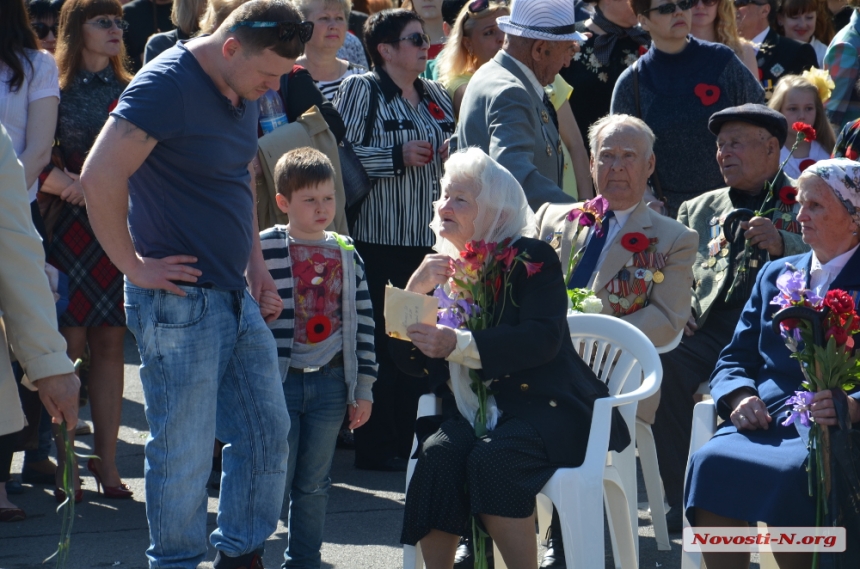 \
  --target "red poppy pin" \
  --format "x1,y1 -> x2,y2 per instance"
621,232 -> 649,253
307,315 -> 332,343
846,147 -> 859,160
778,186 -> 797,206
638,45 -> 648,57
798,159 -> 816,173
427,101 -> 446,120
107,98 -> 118,113
694,84 -> 720,106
